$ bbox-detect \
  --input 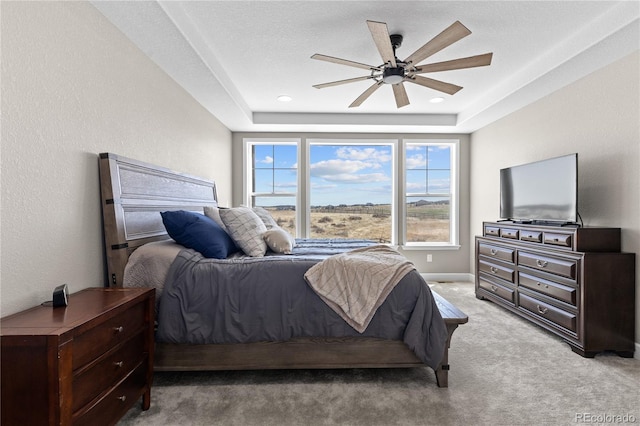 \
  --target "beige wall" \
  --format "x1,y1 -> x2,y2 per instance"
1,2 -> 232,316
470,52 -> 640,345
232,132 -> 471,276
